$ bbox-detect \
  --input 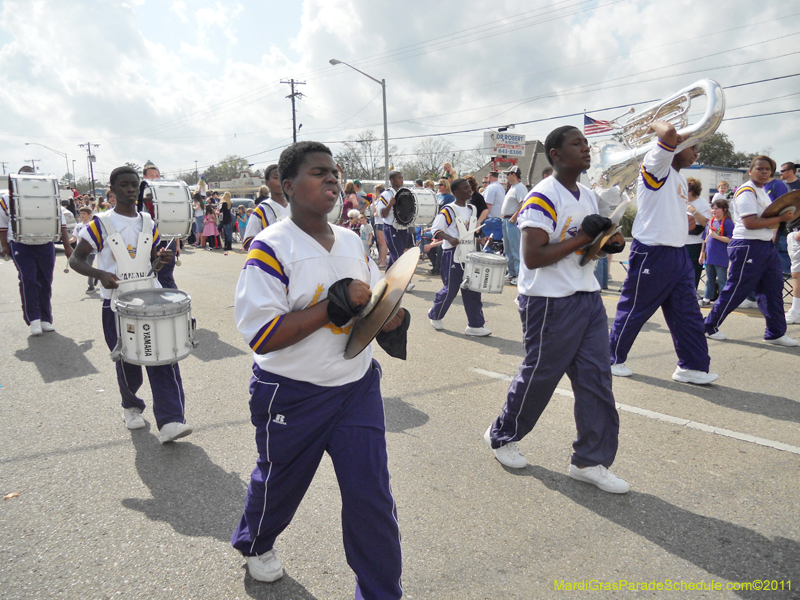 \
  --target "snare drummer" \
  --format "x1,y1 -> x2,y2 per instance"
484,126 -> 630,494
0,166 -> 73,336
427,178 -> 491,337
69,166 -> 192,444
242,165 -> 288,251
